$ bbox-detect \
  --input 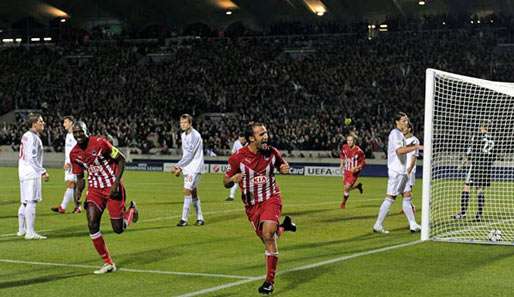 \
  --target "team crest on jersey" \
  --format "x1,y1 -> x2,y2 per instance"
253,176 -> 268,185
